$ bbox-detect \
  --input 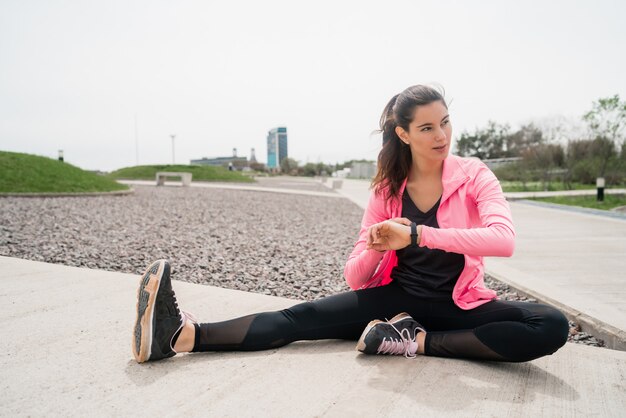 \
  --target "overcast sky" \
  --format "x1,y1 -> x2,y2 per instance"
1,0 -> 625,171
